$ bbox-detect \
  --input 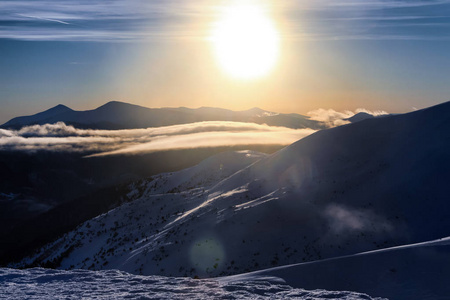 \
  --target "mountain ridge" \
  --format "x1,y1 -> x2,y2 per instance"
1,101 -> 325,130
3,104 -> 73,128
